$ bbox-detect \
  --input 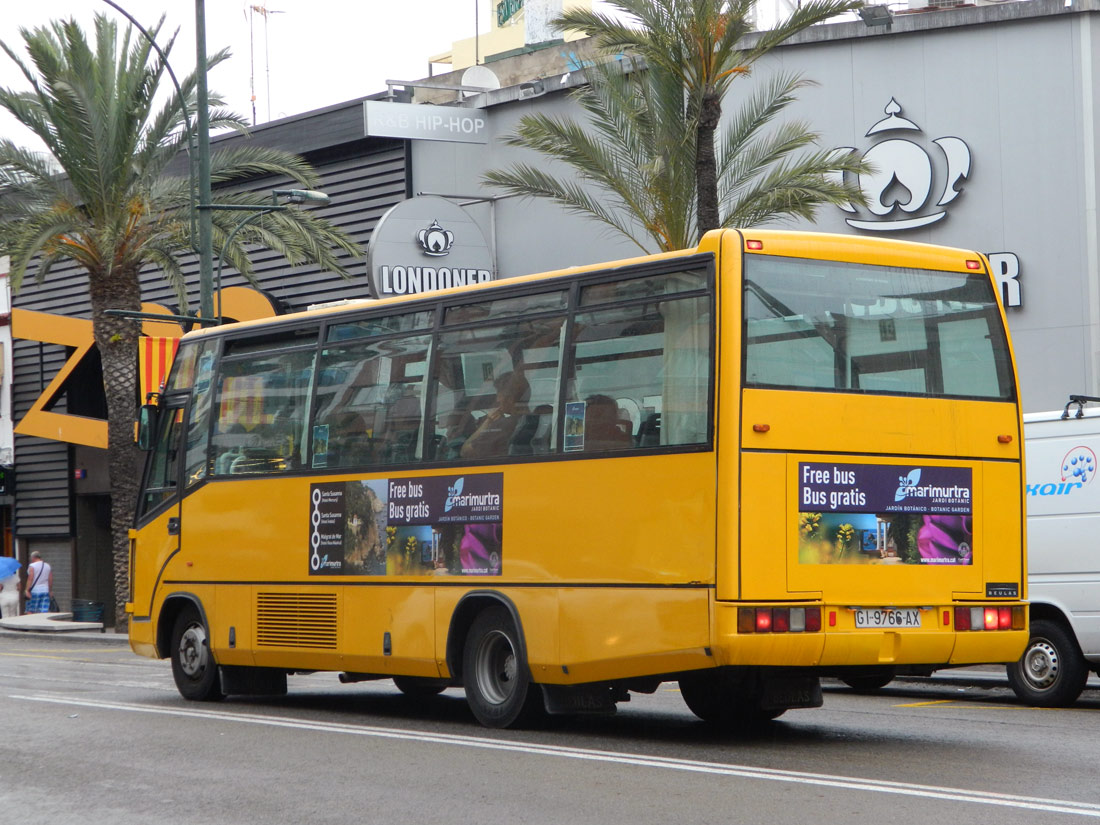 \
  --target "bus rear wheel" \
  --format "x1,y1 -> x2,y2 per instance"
840,669 -> 895,693
462,606 -> 542,728
1007,618 -> 1088,707
679,672 -> 784,728
393,676 -> 448,698
170,606 -> 223,702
